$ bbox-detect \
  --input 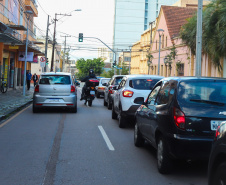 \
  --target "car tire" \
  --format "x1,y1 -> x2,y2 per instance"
33,104 -> 39,113
112,104 -> 117,119
211,162 -> 226,185
104,95 -> 107,106
157,136 -> 173,174
96,92 -> 100,98
118,107 -> 126,128
107,98 -> 112,110
70,105 -> 77,113
88,100 -> 92,107
134,122 -> 144,147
